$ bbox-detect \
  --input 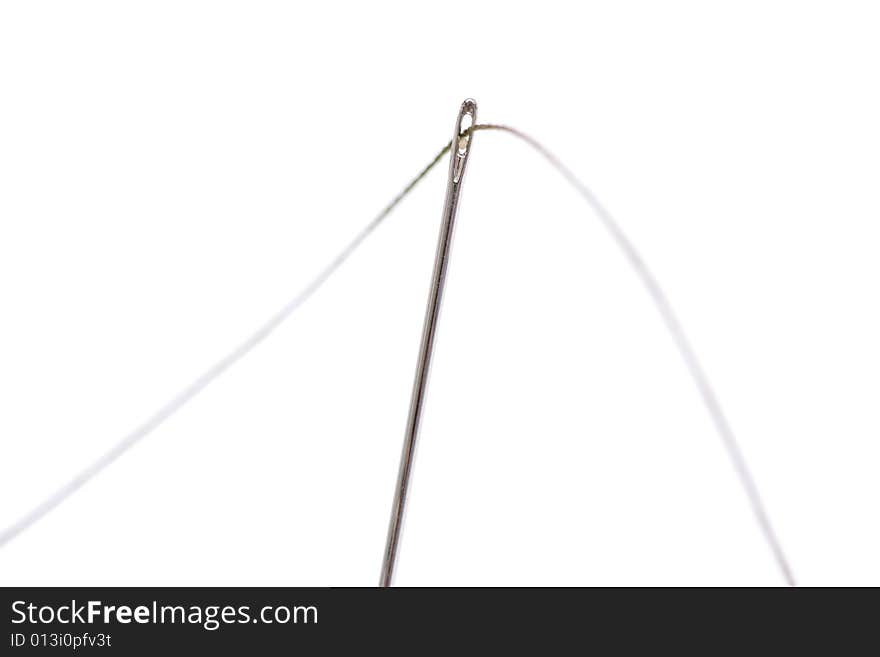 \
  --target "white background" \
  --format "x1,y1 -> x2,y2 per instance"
1,1 -> 878,586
